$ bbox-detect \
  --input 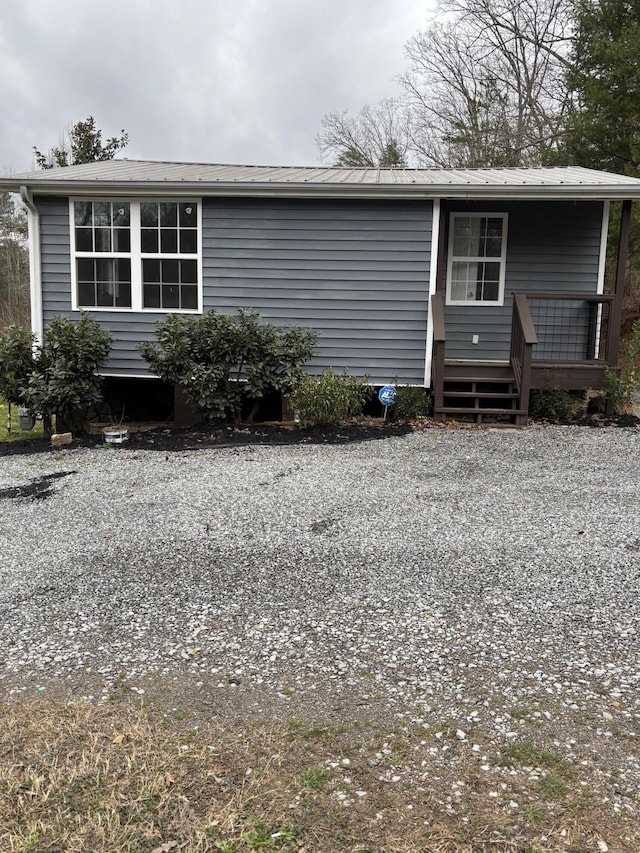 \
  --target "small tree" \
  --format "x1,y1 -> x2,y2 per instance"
139,309 -> 317,422
0,313 -> 112,435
